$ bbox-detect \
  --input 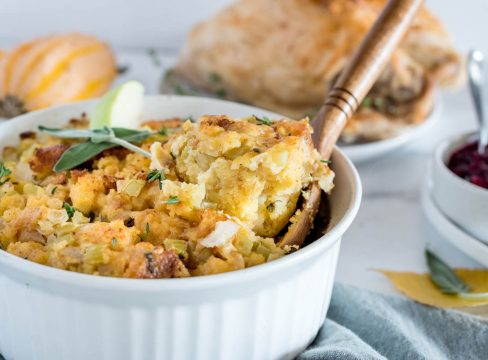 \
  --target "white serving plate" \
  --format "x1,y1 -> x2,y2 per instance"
0,95 -> 362,360
341,99 -> 442,164
421,181 -> 488,267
